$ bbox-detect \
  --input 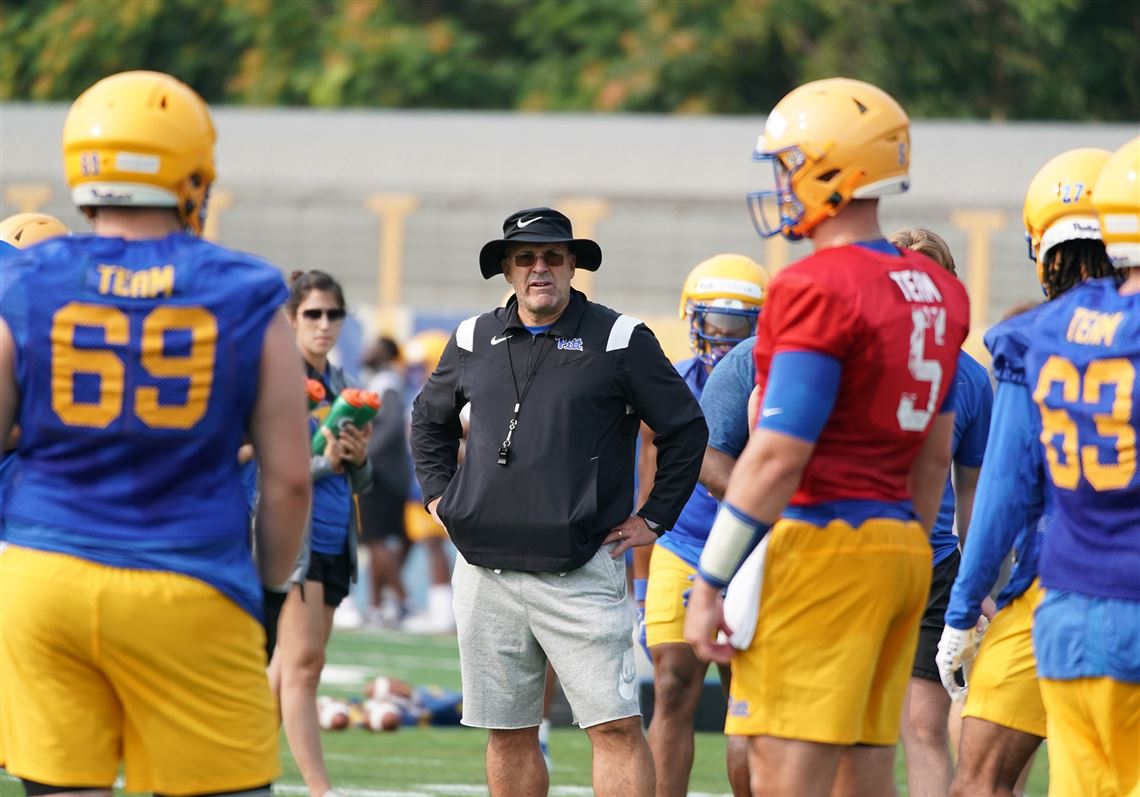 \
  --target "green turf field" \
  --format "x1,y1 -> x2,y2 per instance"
0,627 -> 1050,796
